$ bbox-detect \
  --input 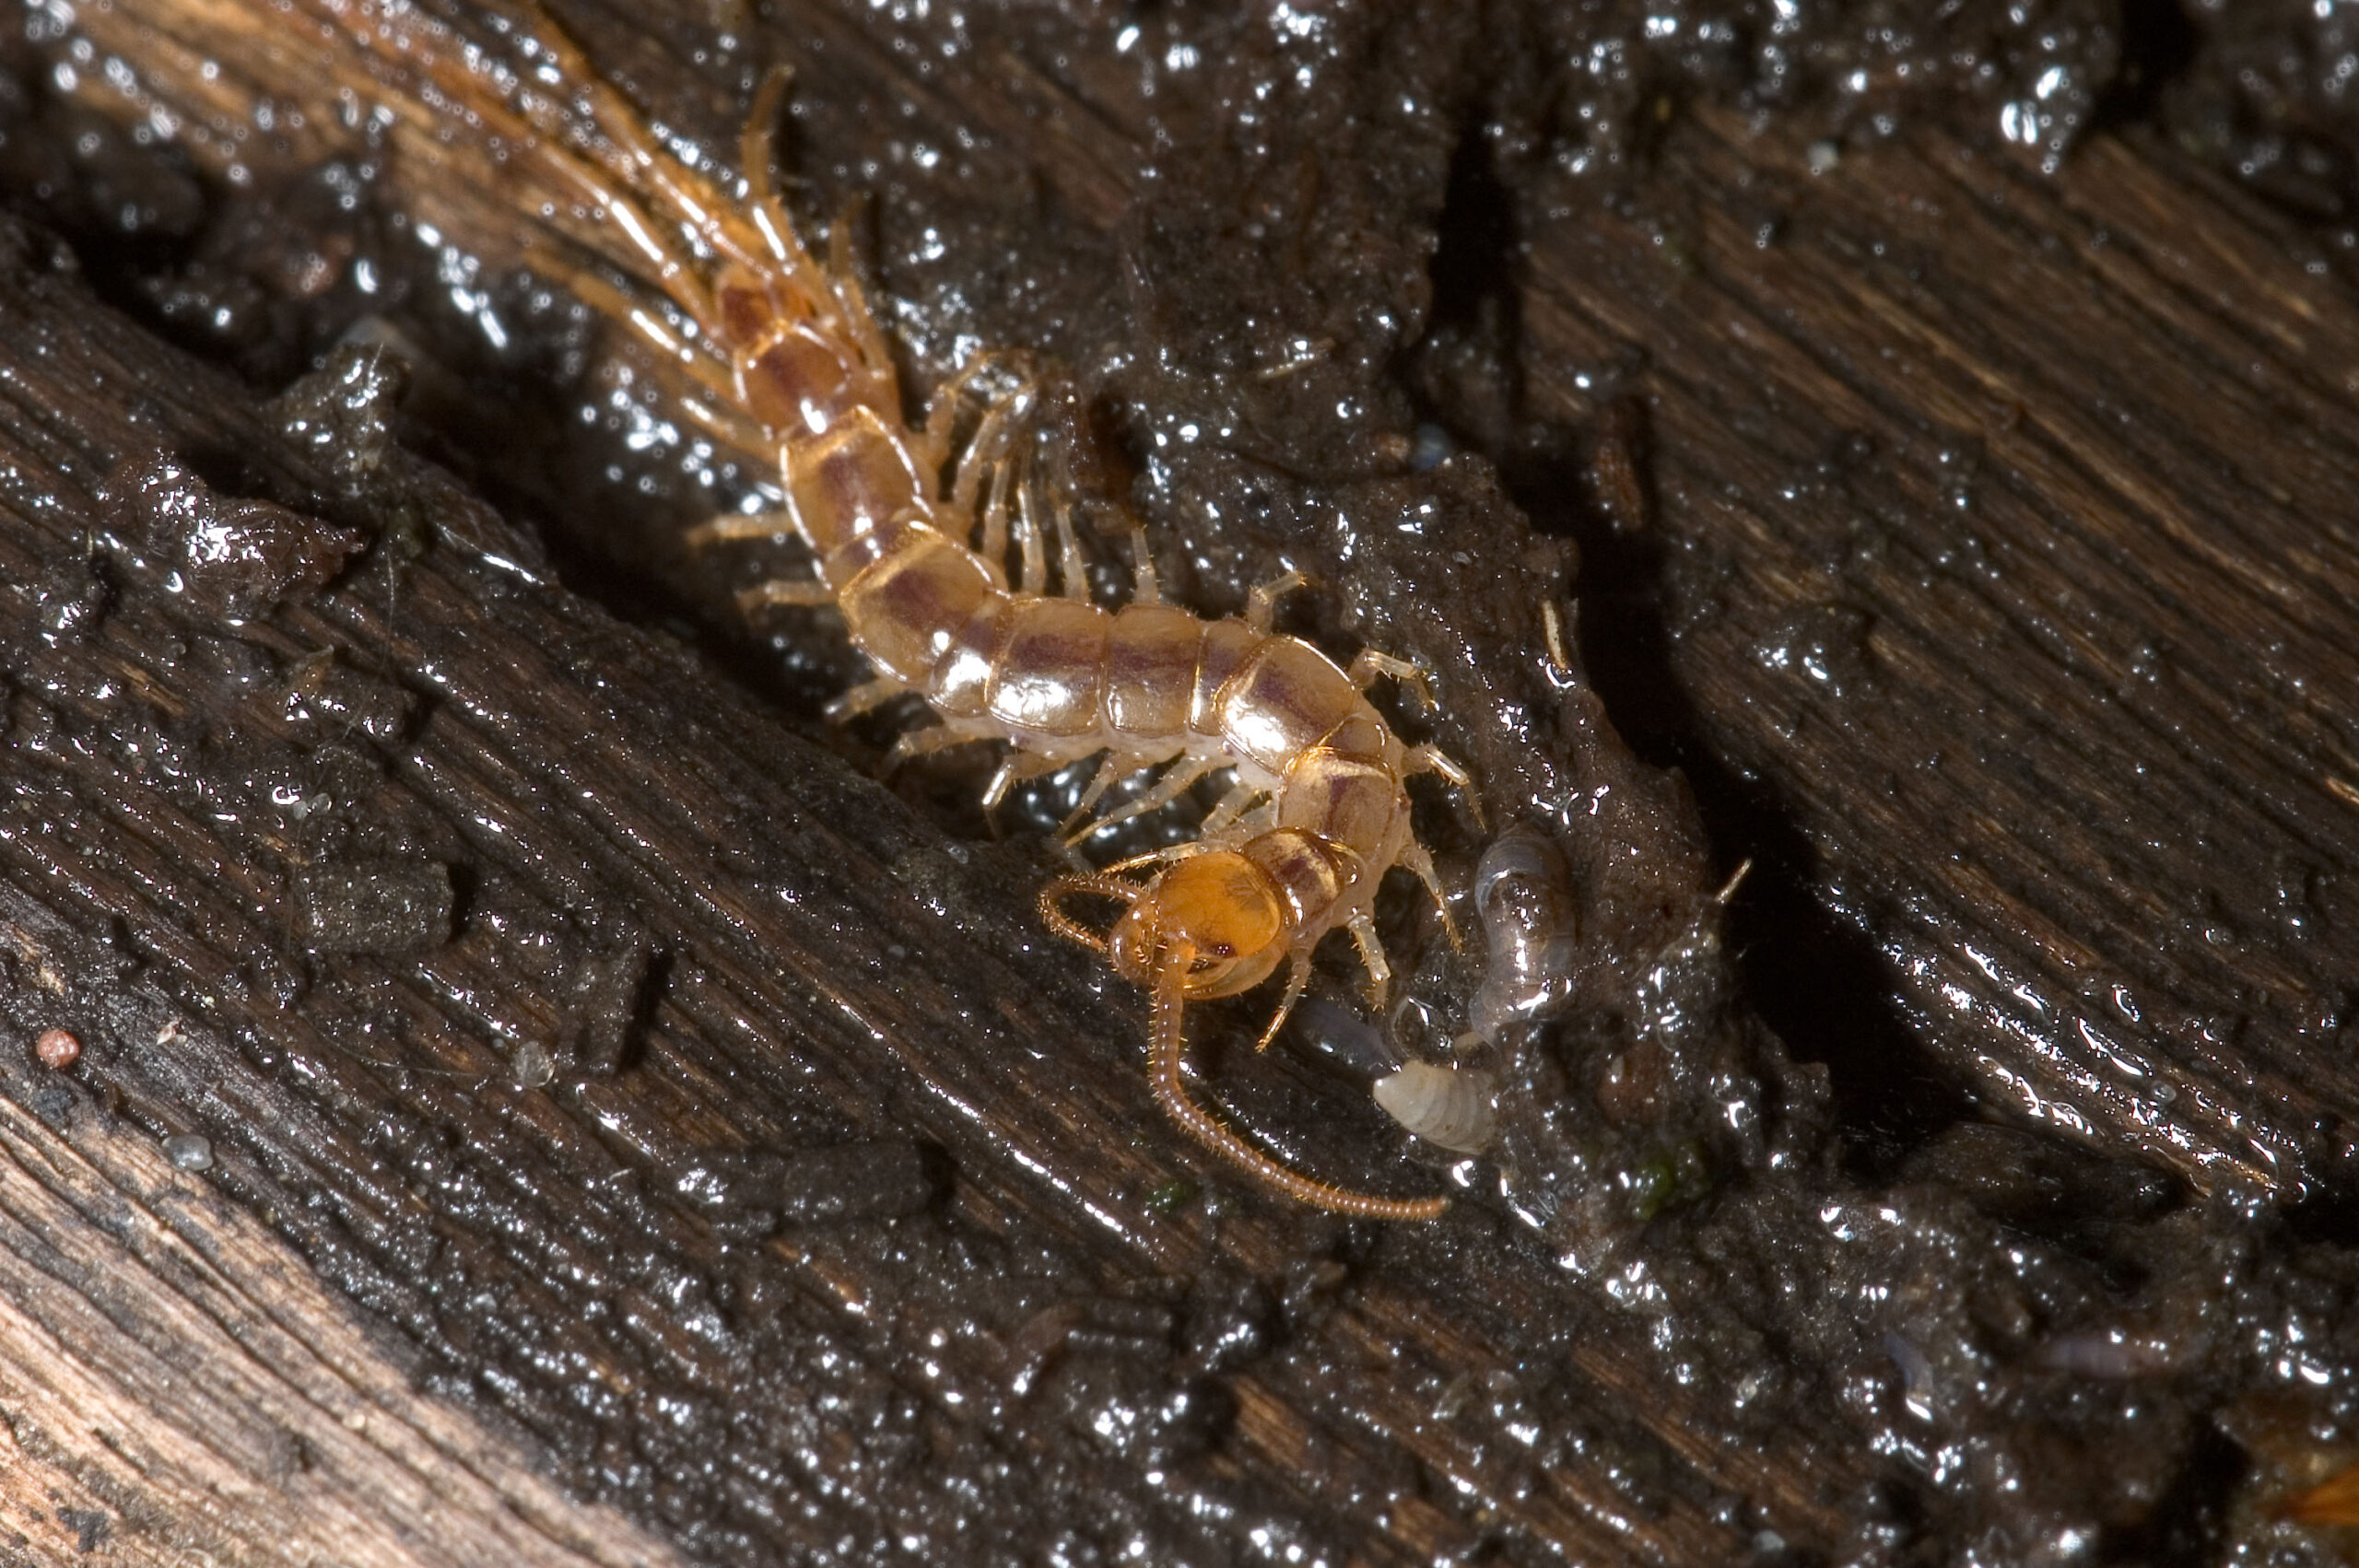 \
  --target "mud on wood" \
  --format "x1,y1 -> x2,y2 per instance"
3,0 -> 2359,1563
